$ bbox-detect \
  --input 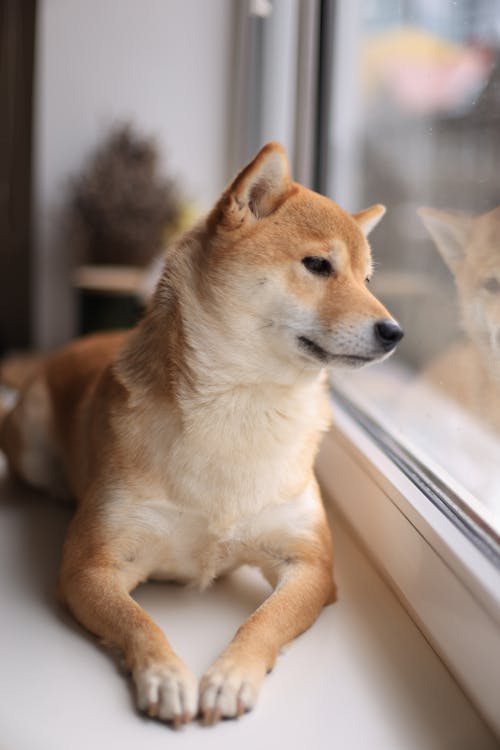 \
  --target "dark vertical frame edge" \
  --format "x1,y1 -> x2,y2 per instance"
313,0 -> 335,195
